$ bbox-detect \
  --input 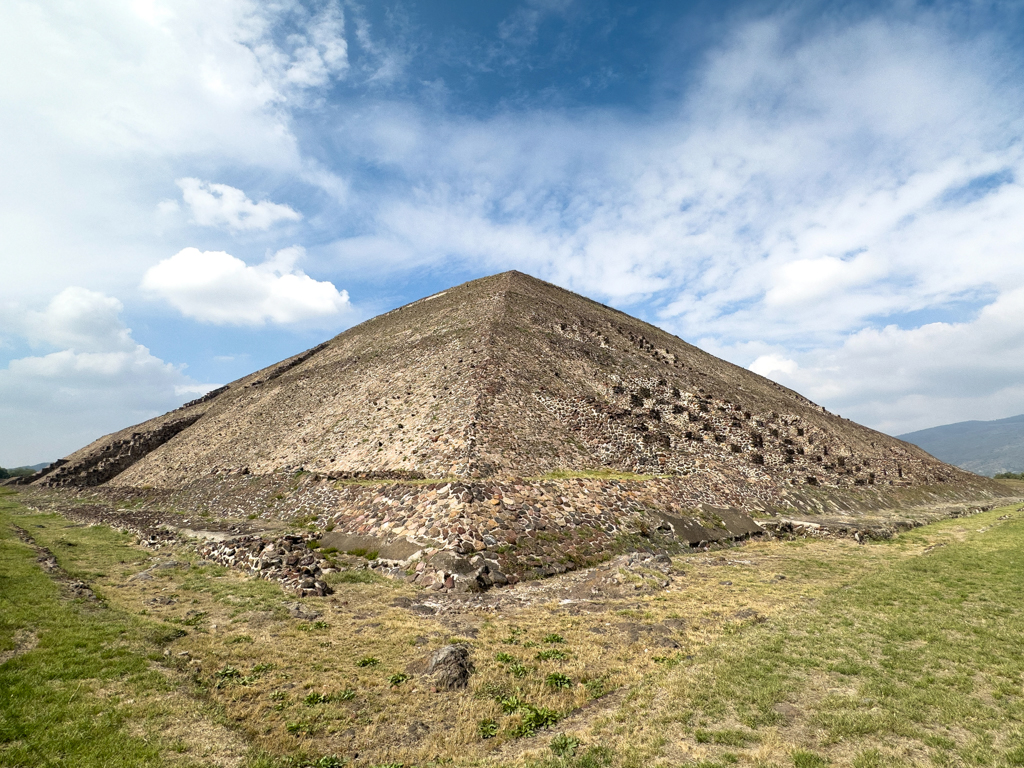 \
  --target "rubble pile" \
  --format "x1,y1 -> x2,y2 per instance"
195,534 -> 333,597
